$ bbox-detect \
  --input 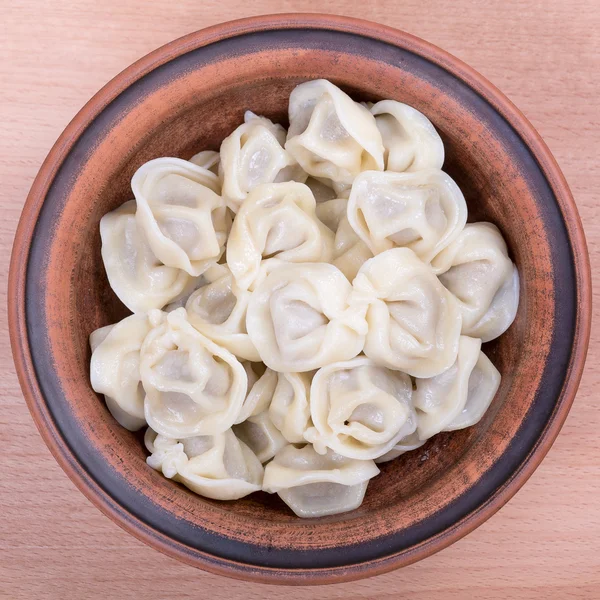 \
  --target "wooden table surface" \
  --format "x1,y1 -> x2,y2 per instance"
1,1 -> 599,598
